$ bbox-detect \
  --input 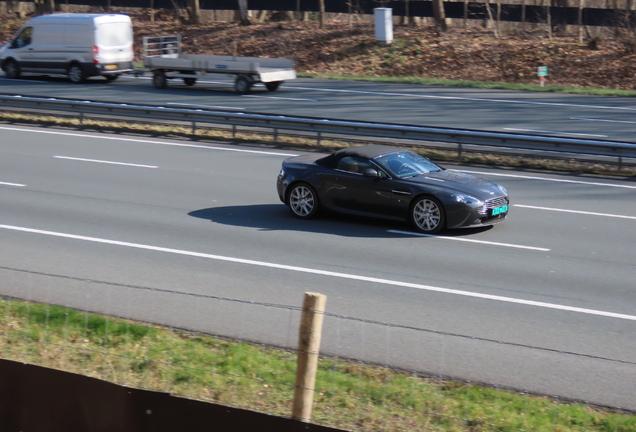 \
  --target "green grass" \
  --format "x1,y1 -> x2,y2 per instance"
297,73 -> 636,97
1,297 -> 635,432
